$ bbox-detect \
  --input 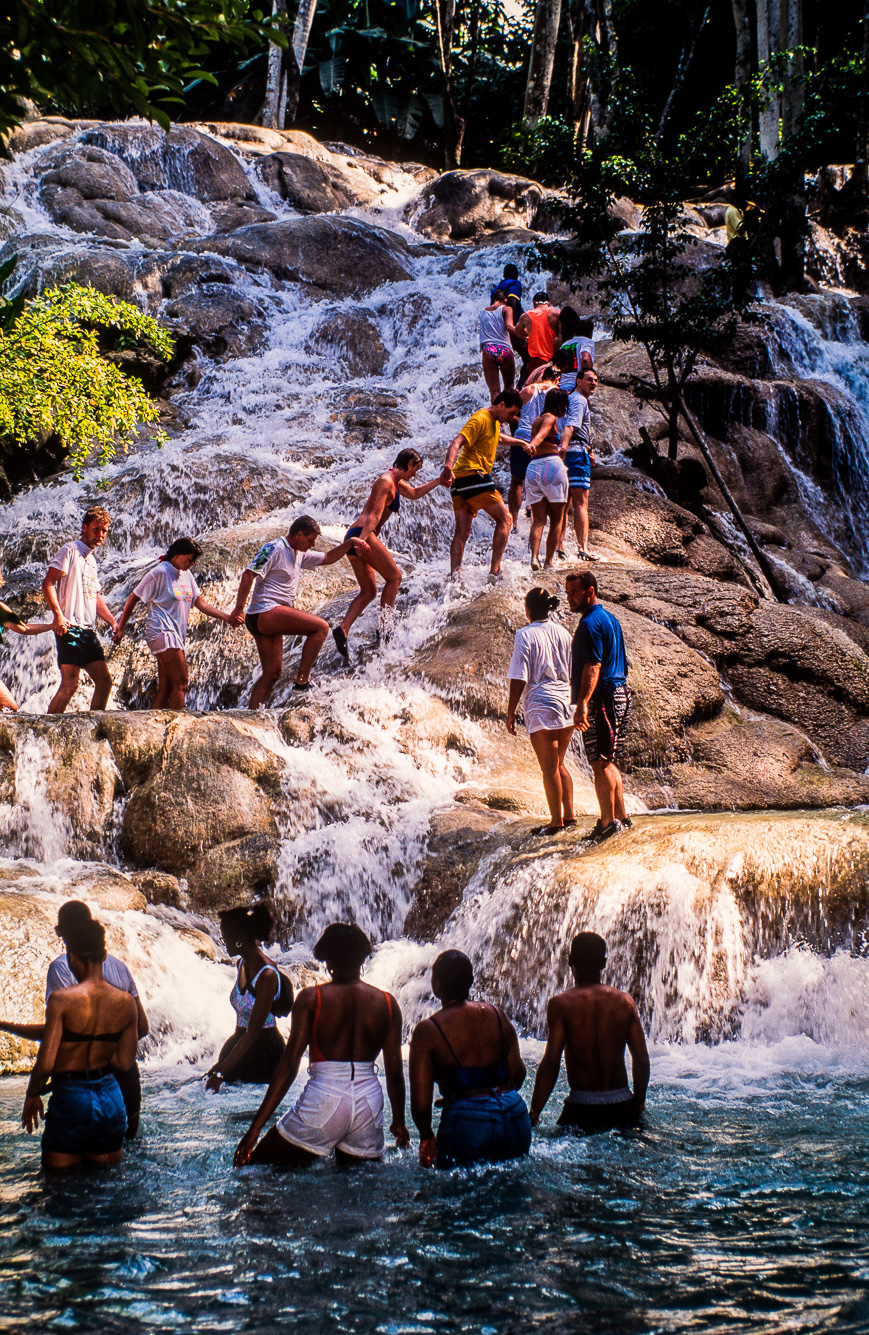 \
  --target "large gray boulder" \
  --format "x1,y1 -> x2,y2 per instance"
410,168 -> 548,241
255,151 -> 376,213
79,124 -> 255,202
